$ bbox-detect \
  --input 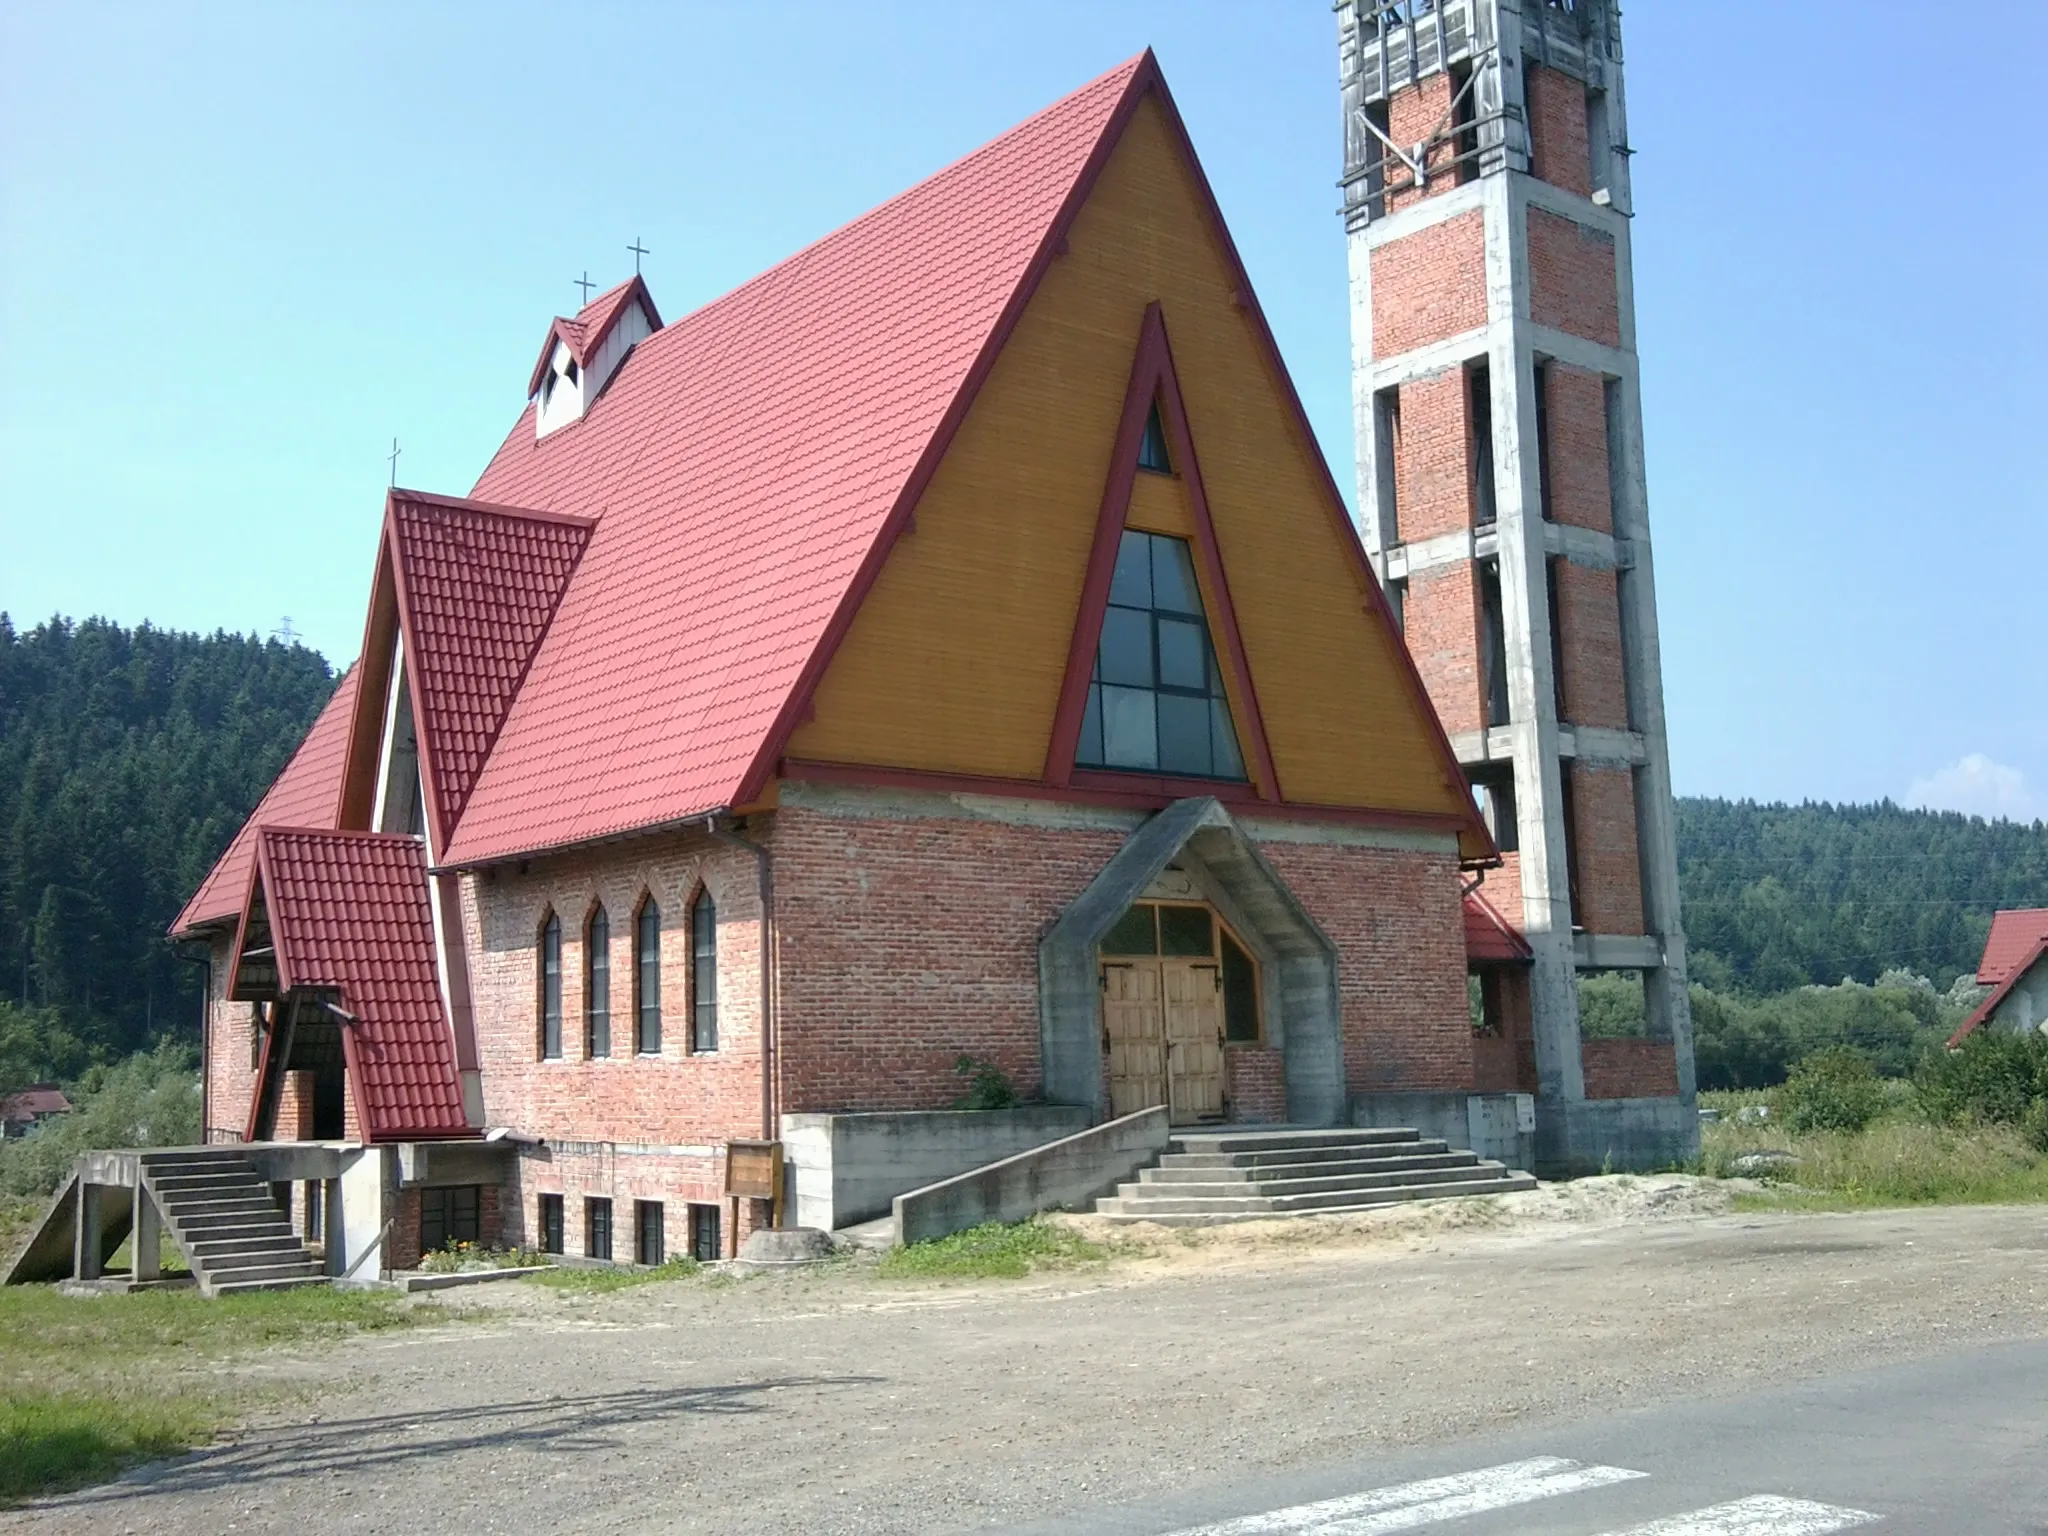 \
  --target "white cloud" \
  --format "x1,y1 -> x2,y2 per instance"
1905,754 -> 2040,822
